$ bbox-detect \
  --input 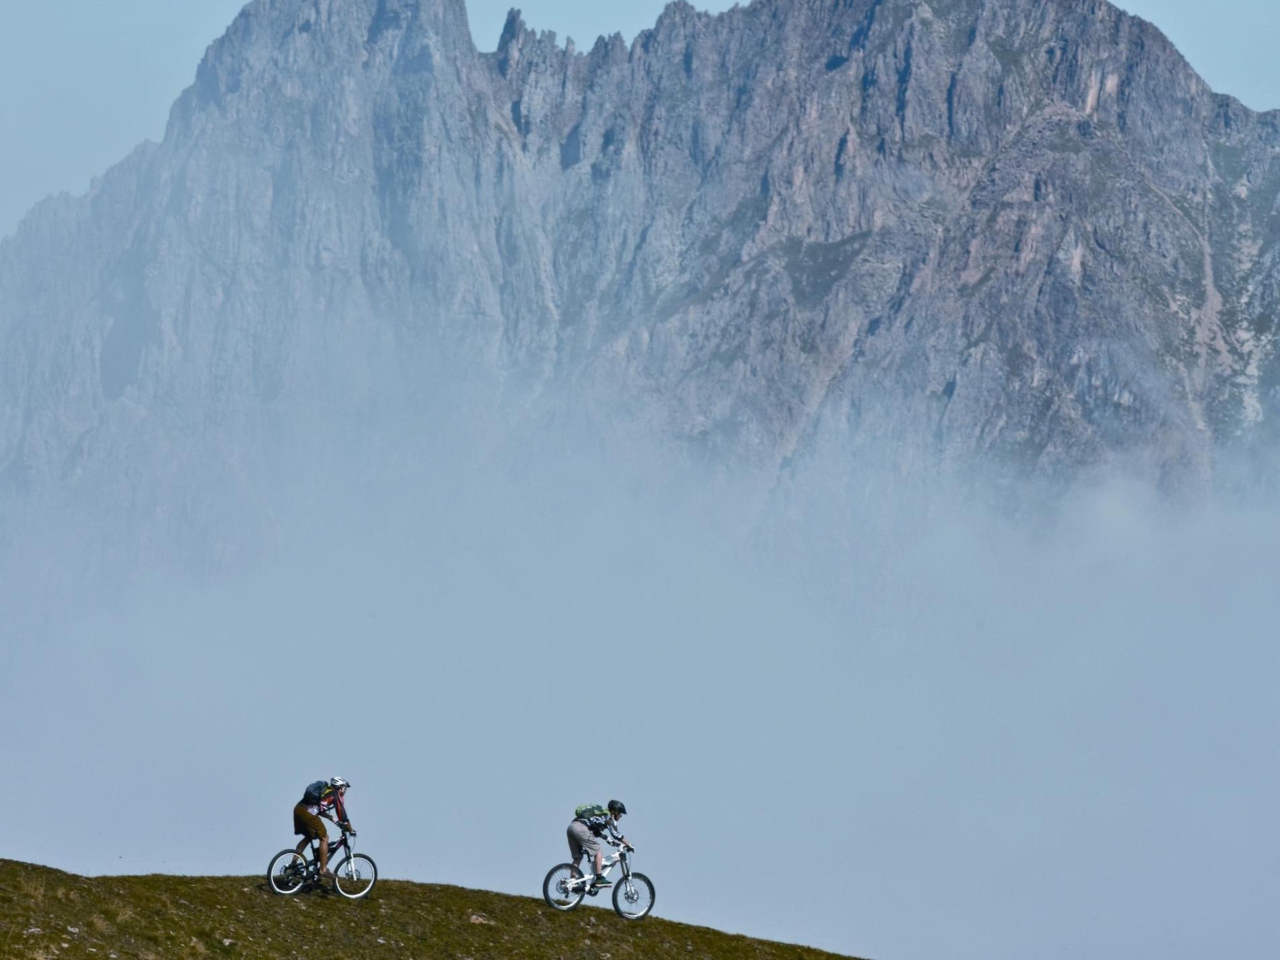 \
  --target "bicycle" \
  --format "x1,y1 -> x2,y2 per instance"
543,839 -> 655,919
267,827 -> 377,900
